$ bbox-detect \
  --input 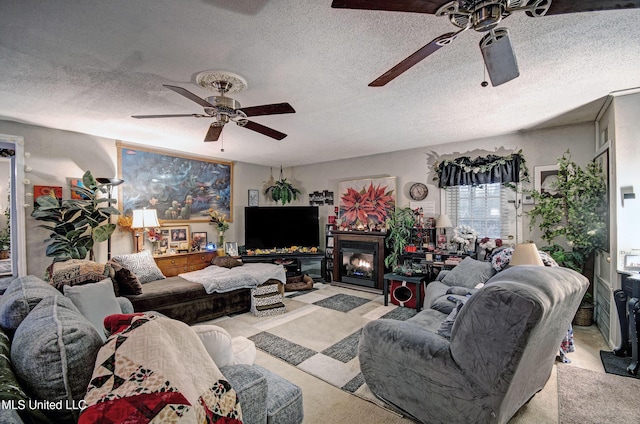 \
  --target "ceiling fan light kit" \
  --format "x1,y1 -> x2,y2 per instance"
132,70 -> 295,144
333,0 -> 638,87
